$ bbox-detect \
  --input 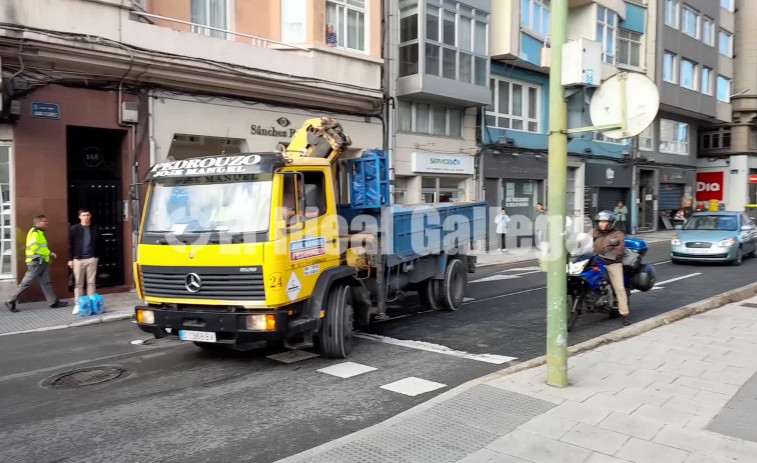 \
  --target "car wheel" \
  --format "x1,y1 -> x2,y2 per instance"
731,247 -> 743,266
